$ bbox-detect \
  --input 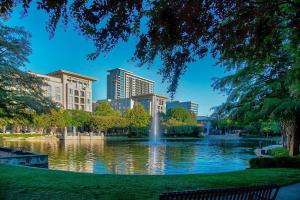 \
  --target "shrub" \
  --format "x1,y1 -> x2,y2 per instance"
270,147 -> 289,157
249,157 -> 300,169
